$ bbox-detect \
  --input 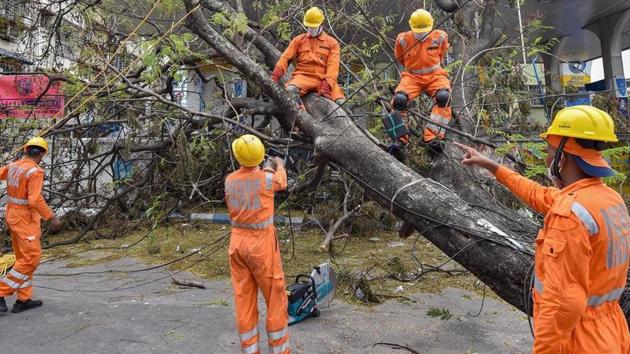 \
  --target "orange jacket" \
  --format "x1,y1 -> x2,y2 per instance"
495,166 -> 630,354
0,158 -> 54,223
395,30 -> 448,75
225,165 -> 287,236
273,31 -> 341,86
